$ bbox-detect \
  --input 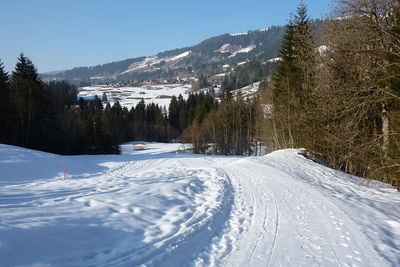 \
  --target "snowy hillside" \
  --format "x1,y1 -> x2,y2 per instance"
119,51 -> 191,75
0,143 -> 399,266
79,84 -> 191,109
41,22 -> 301,83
